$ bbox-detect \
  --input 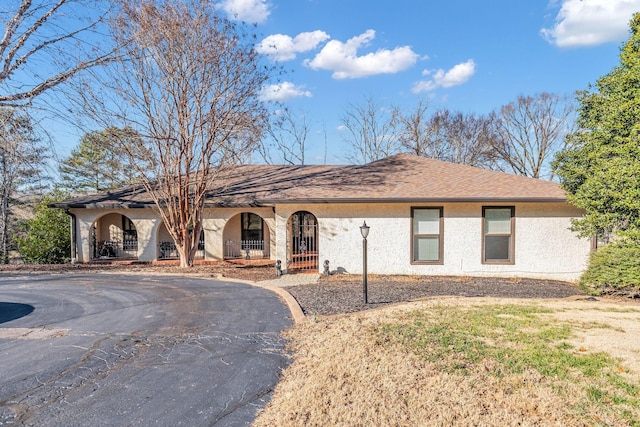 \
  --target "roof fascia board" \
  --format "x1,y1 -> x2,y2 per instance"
259,197 -> 568,204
